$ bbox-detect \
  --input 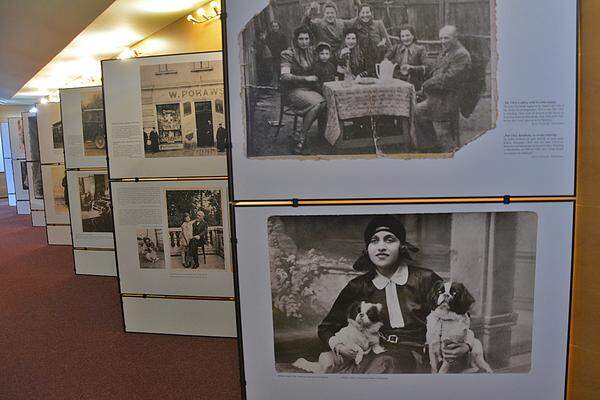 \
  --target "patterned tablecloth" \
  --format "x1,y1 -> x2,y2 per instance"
323,78 -> 416,147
